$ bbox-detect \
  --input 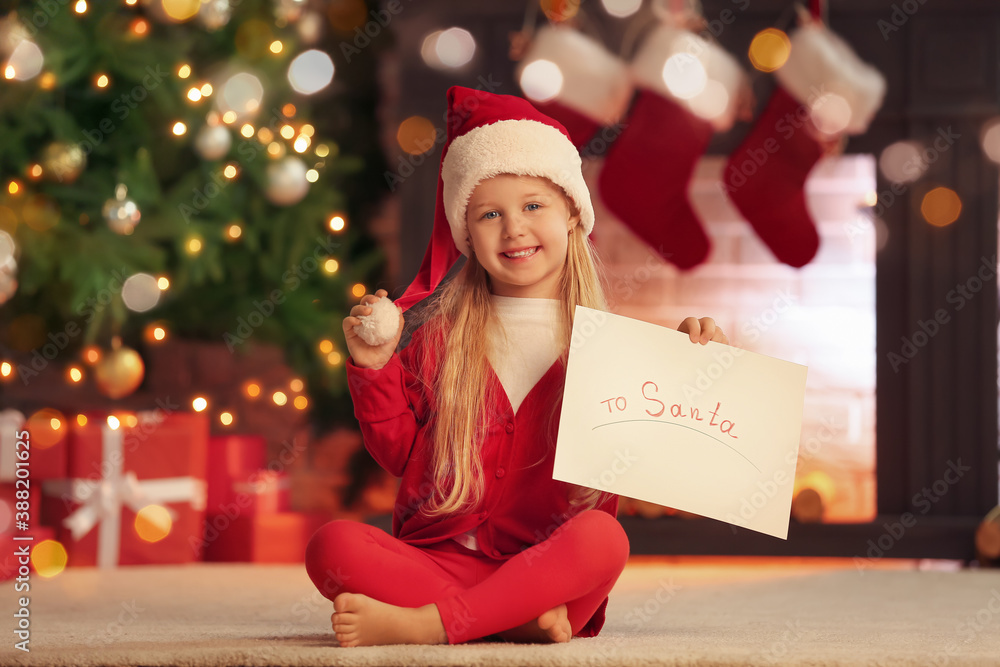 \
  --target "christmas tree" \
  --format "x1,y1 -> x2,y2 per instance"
0,0 -> 387,425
